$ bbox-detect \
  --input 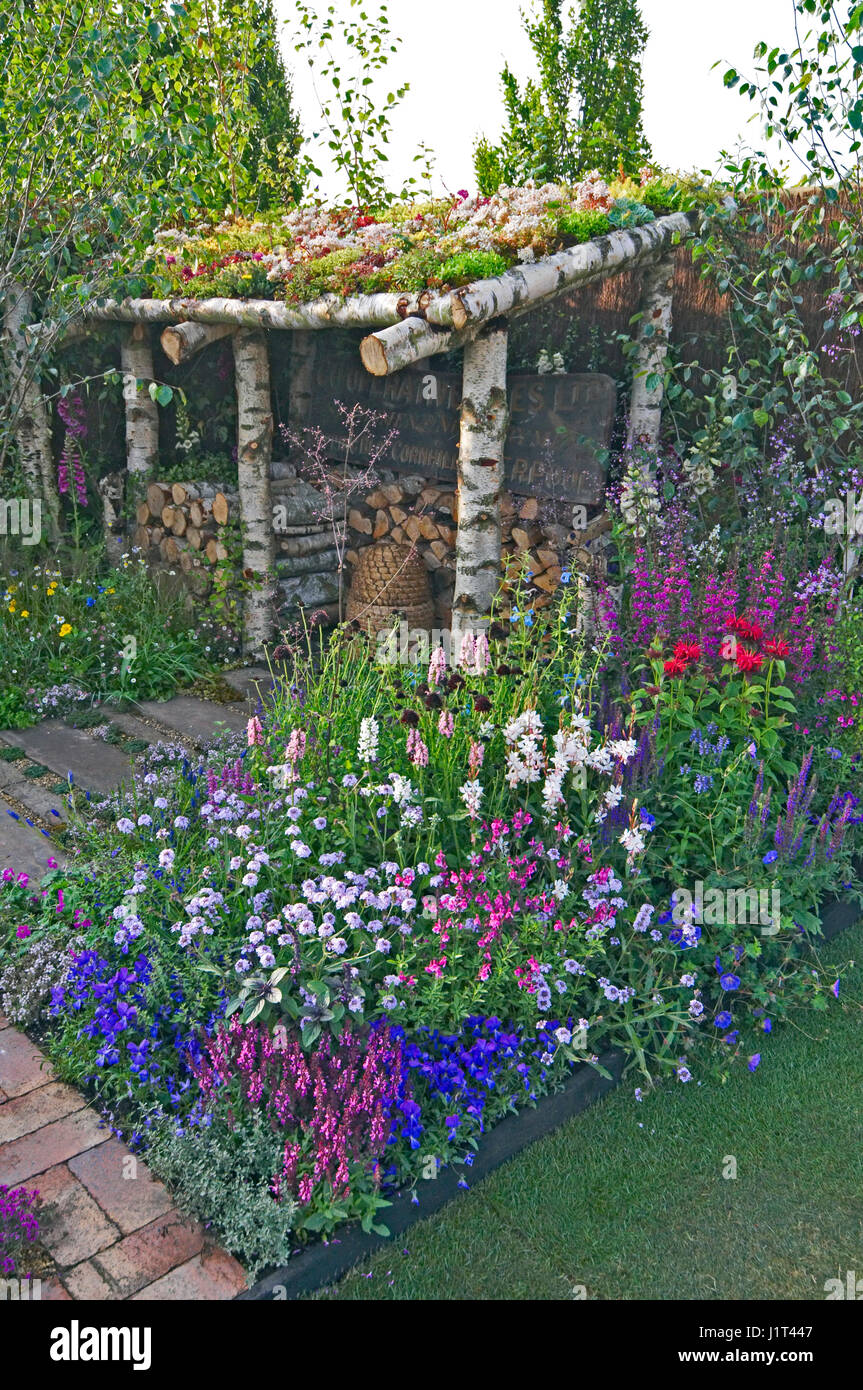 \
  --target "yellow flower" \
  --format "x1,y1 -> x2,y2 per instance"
8,601 -> 16,612
59,623 -> 72,637
20,610 -> 29,619
107,588 -> 115,594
